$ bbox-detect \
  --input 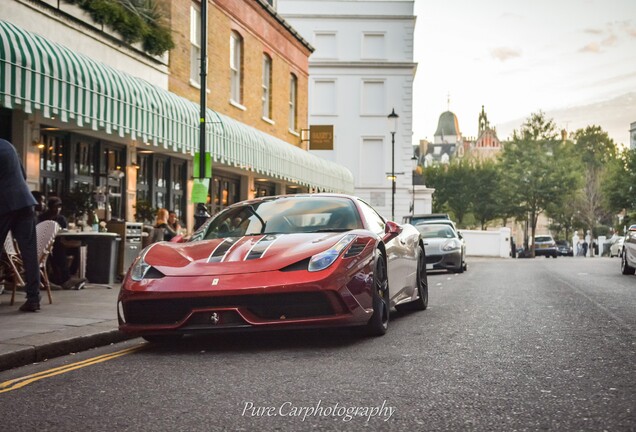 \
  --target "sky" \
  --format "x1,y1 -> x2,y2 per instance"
412,0 -> 636,147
